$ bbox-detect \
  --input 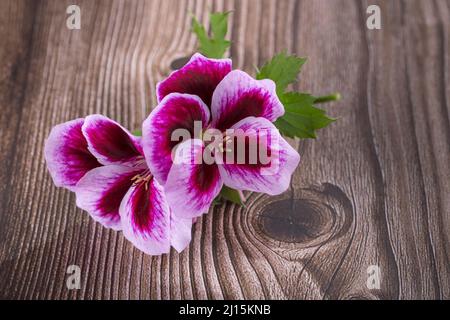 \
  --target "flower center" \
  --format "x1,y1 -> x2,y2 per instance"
202,130 -> 233,154
217,135 -> 232,153
131,169 -> 152,190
